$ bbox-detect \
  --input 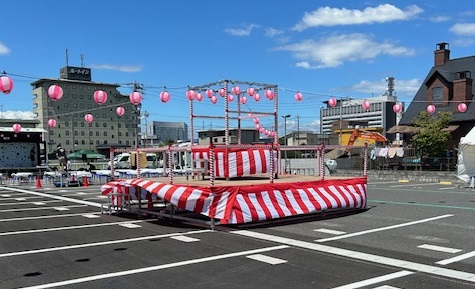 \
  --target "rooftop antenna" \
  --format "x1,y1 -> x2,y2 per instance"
65,49 -> 69,67
80,53 -> 85,67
